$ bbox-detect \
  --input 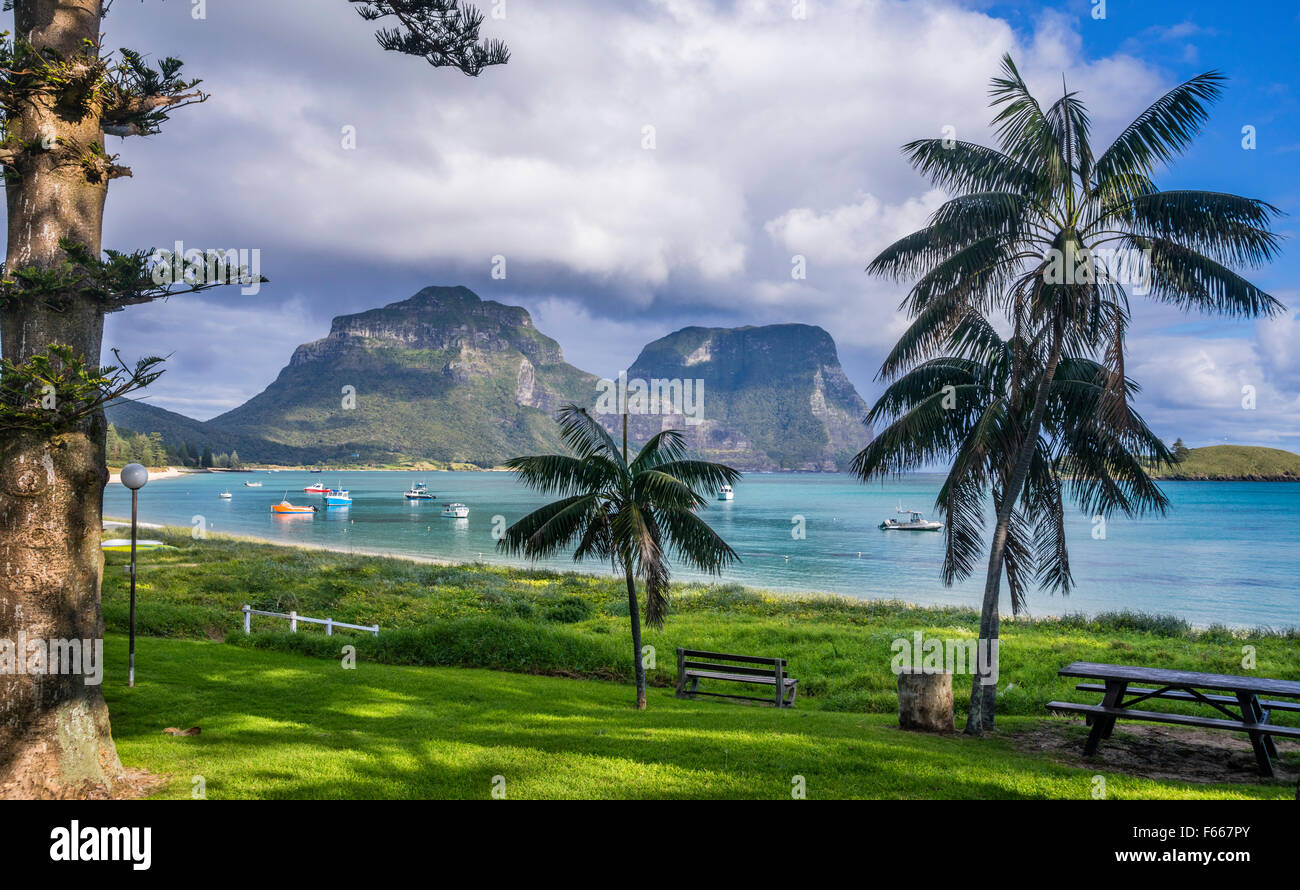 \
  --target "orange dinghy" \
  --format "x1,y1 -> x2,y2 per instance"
271,500 -> 316,514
